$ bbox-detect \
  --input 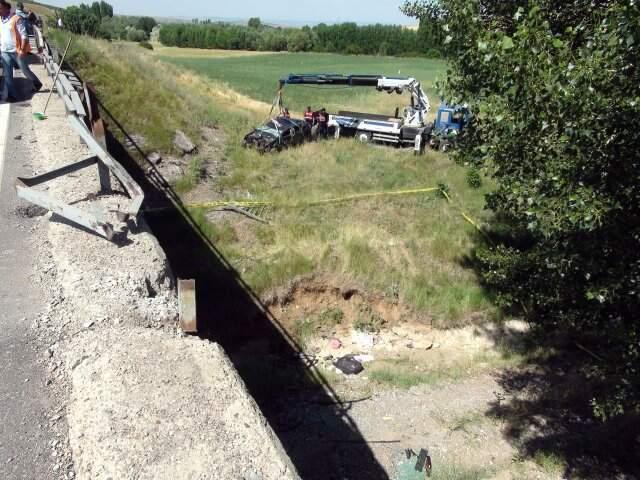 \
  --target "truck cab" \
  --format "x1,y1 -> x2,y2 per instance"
430,103 -> 470,151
